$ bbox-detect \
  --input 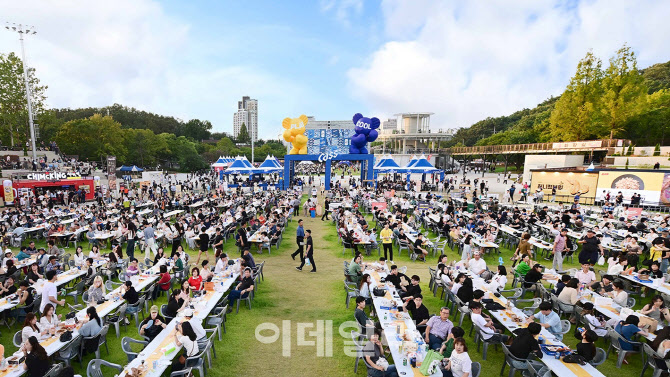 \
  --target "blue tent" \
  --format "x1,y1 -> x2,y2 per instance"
374,155 -> 401,173
252,155 -> 283,174
118,165 -> 144,172
211,156 -> 227,168
223,156 -> 254,174
403,154 -> 439,173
